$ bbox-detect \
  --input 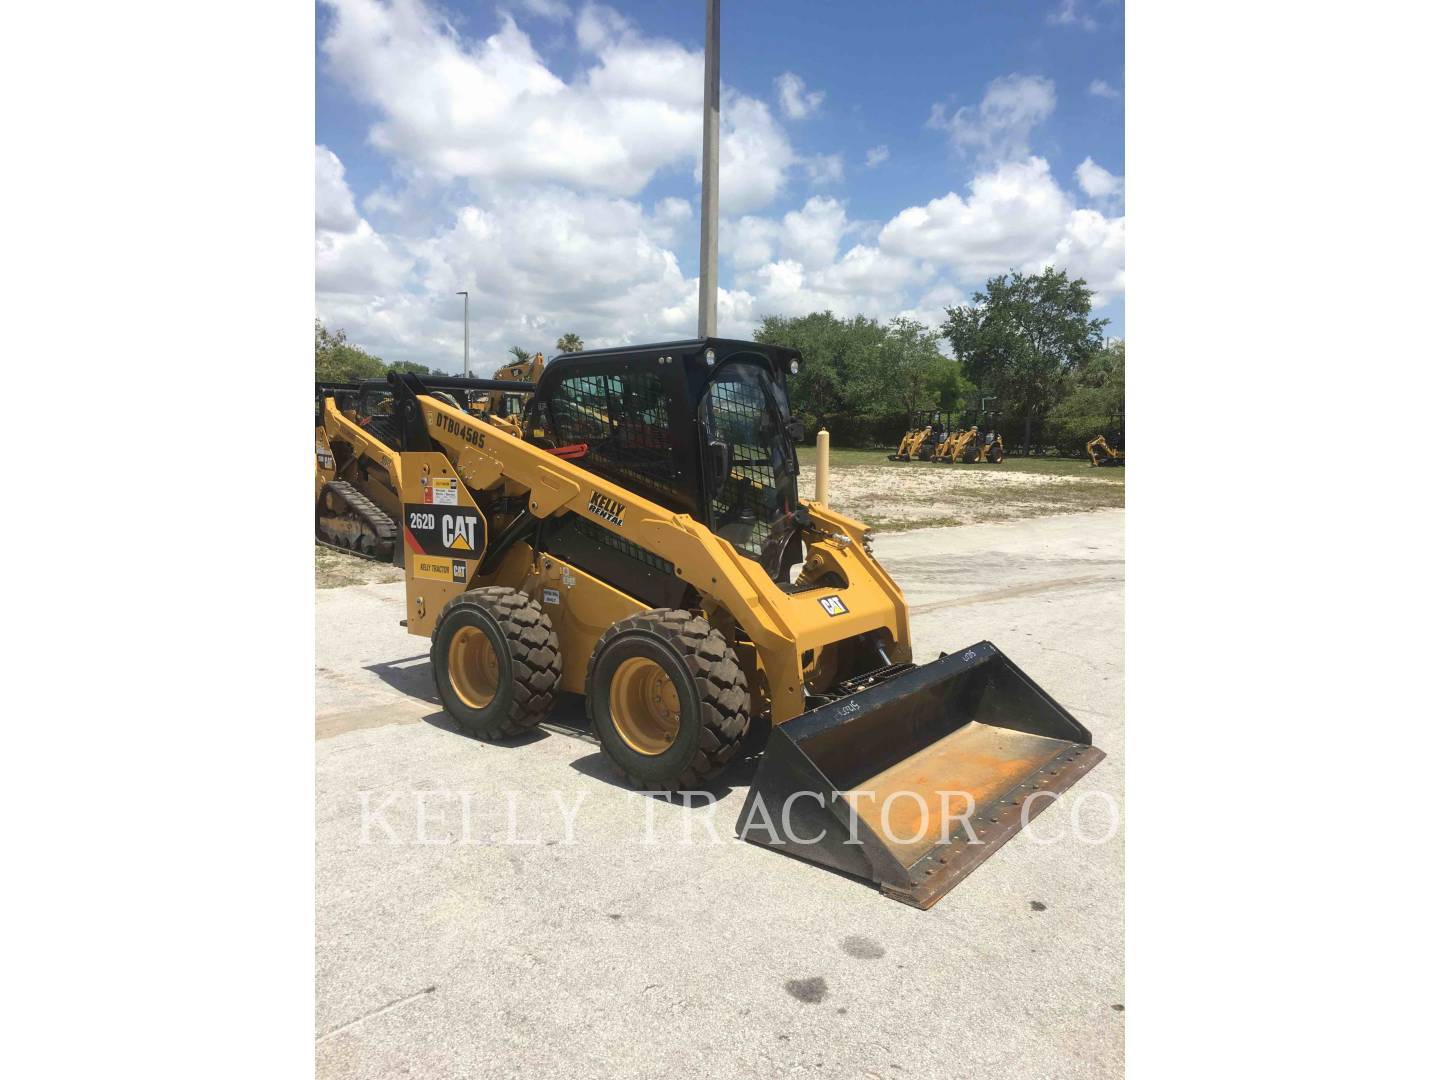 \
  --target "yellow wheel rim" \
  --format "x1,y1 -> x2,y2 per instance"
609,657 -> 682,756
448,625 -> 500,709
